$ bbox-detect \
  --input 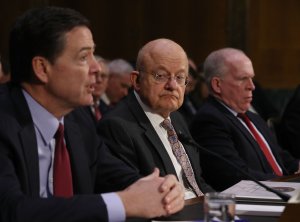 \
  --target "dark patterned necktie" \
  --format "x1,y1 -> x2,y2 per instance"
238,113 -> 282,176
53,123 -> 73,197
161,119 -> 203,196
